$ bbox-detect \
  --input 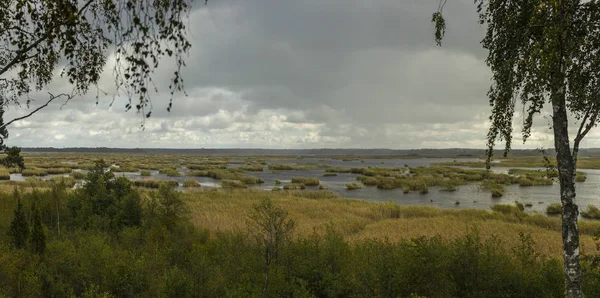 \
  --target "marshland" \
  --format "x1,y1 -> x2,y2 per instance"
2,151 -> 600,296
